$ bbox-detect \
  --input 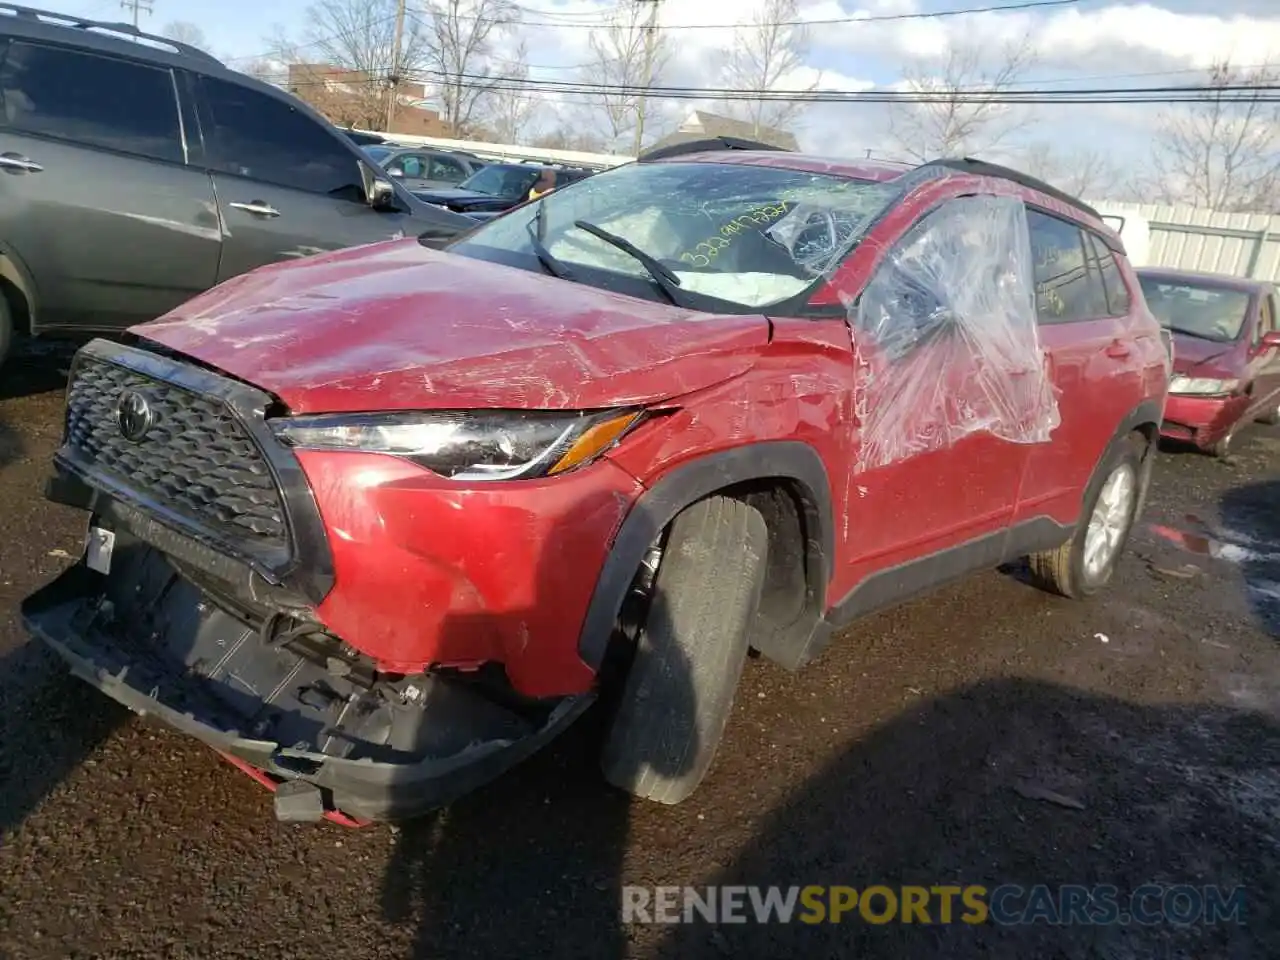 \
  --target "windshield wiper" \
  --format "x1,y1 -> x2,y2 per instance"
571,219 -> 686,306
525,204 -> 574,281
